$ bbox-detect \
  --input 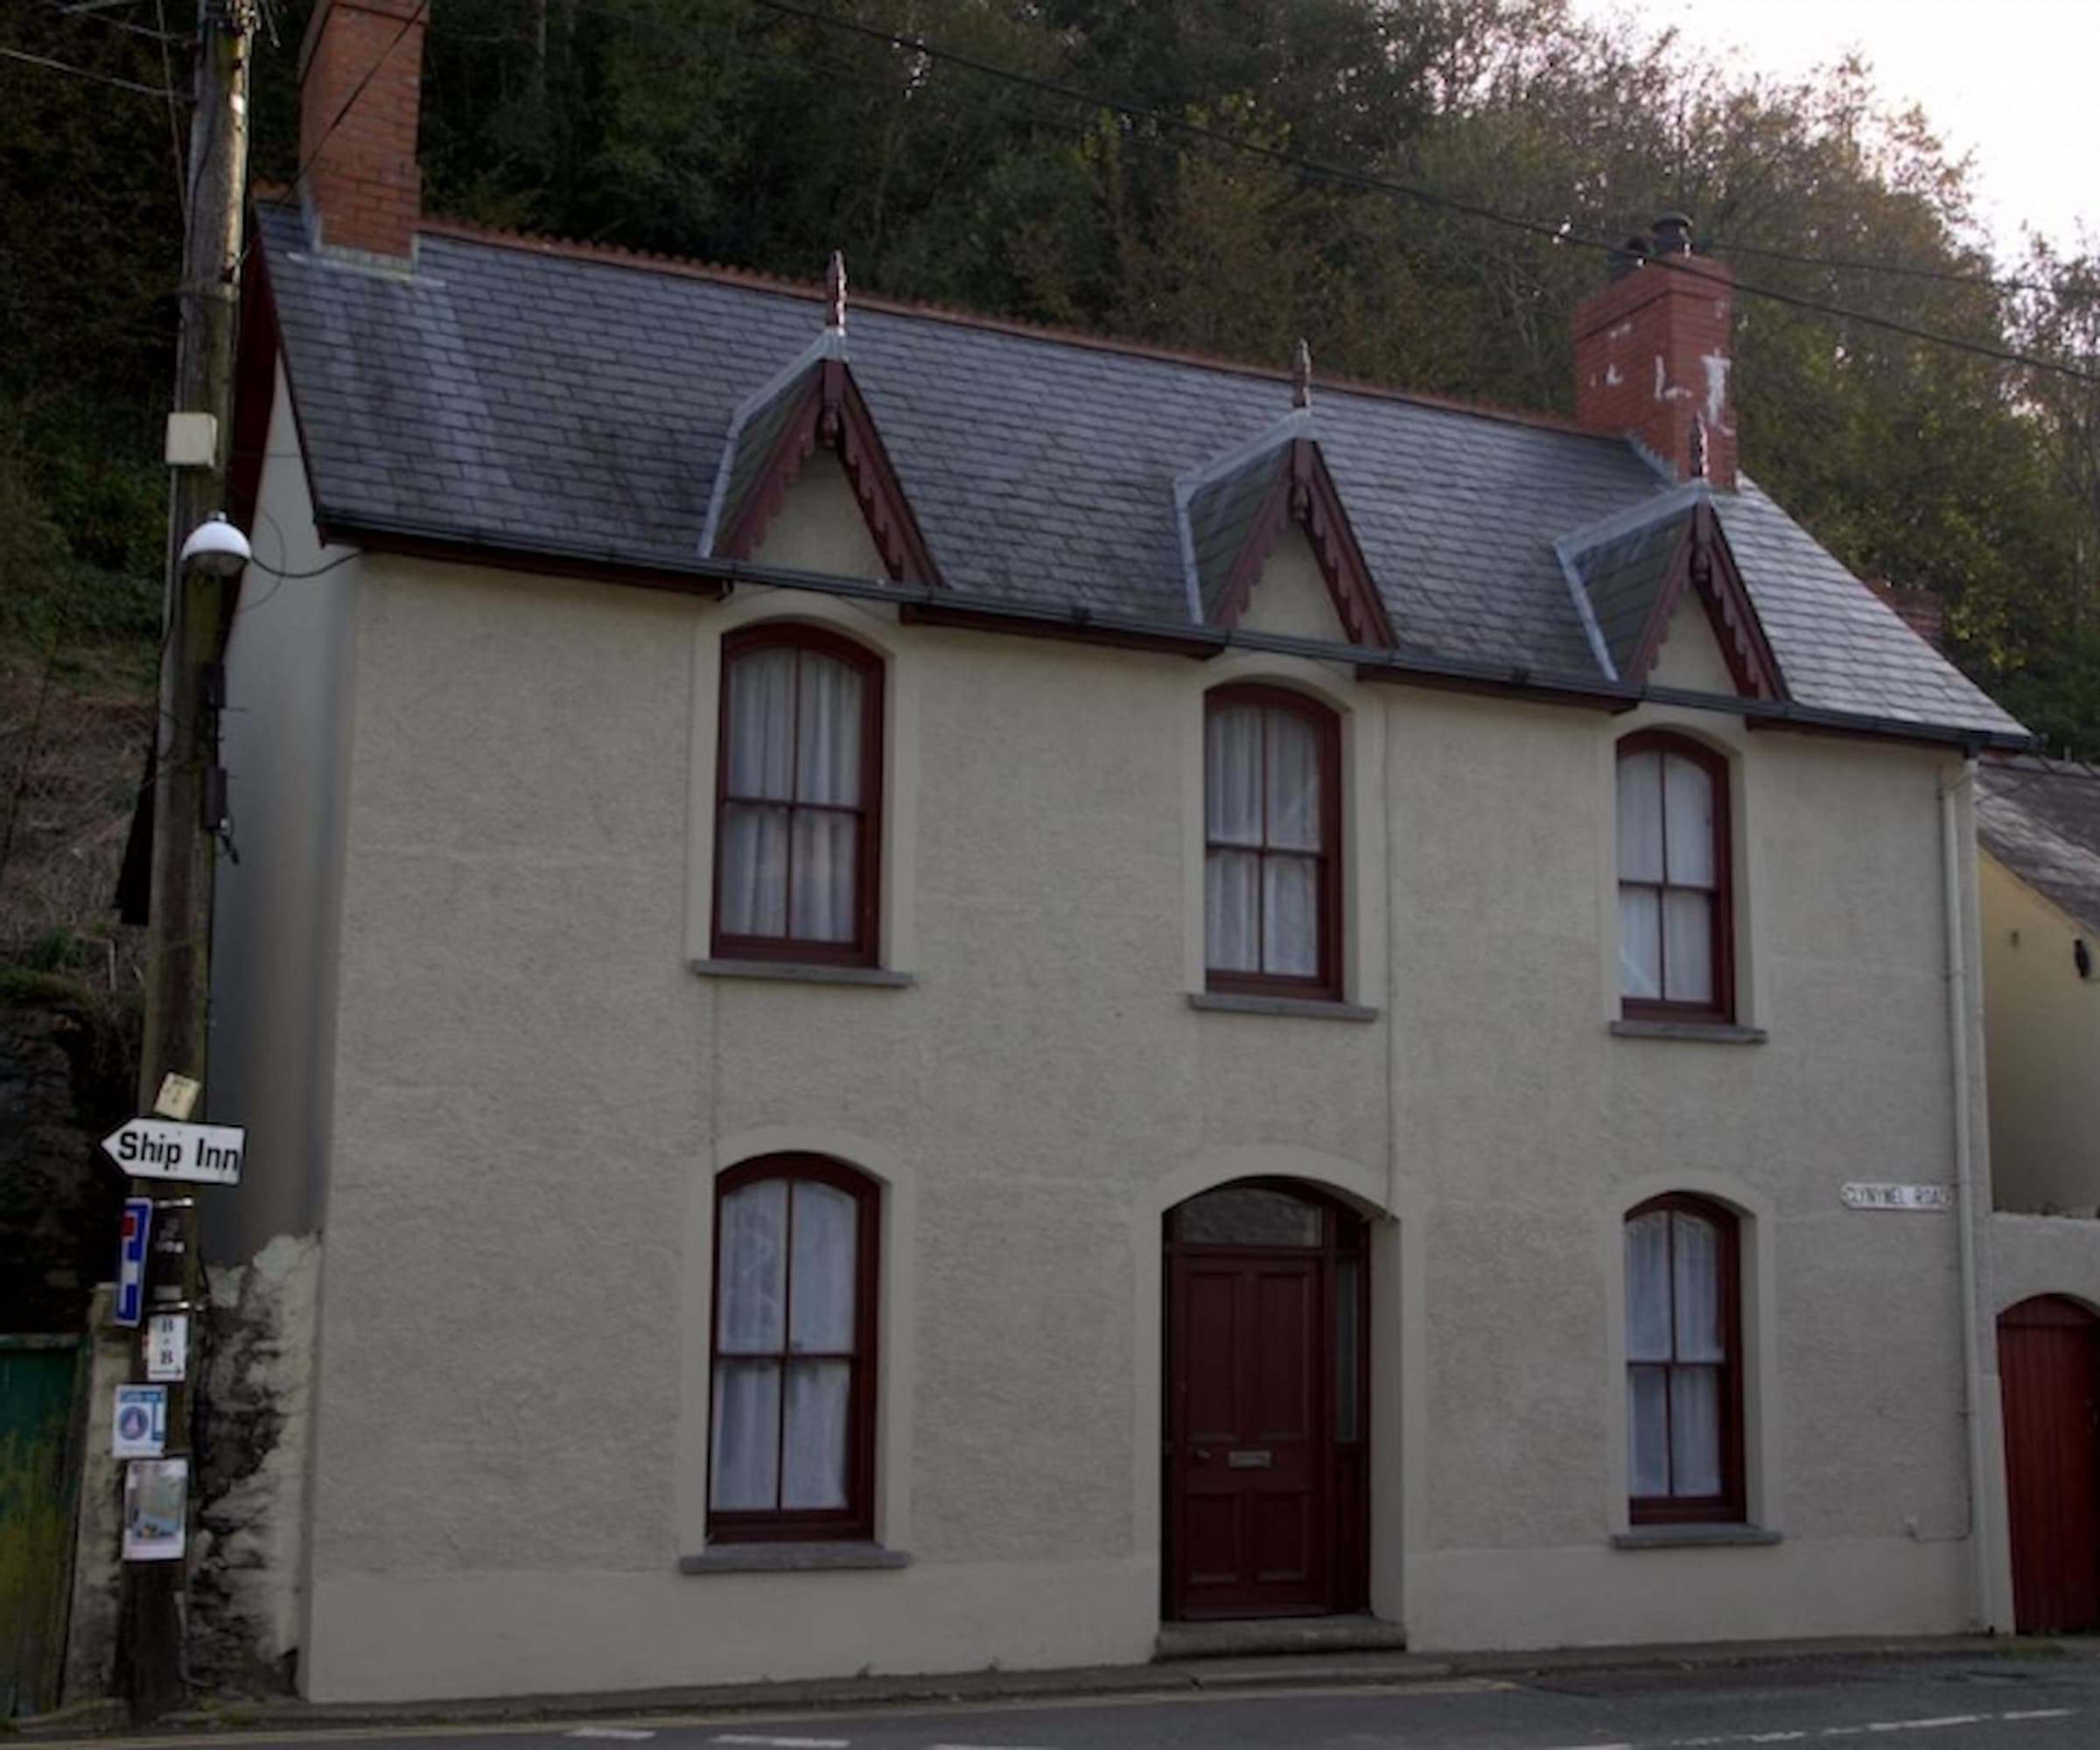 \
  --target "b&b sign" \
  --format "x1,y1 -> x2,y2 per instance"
102,1117 -> 246,1186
